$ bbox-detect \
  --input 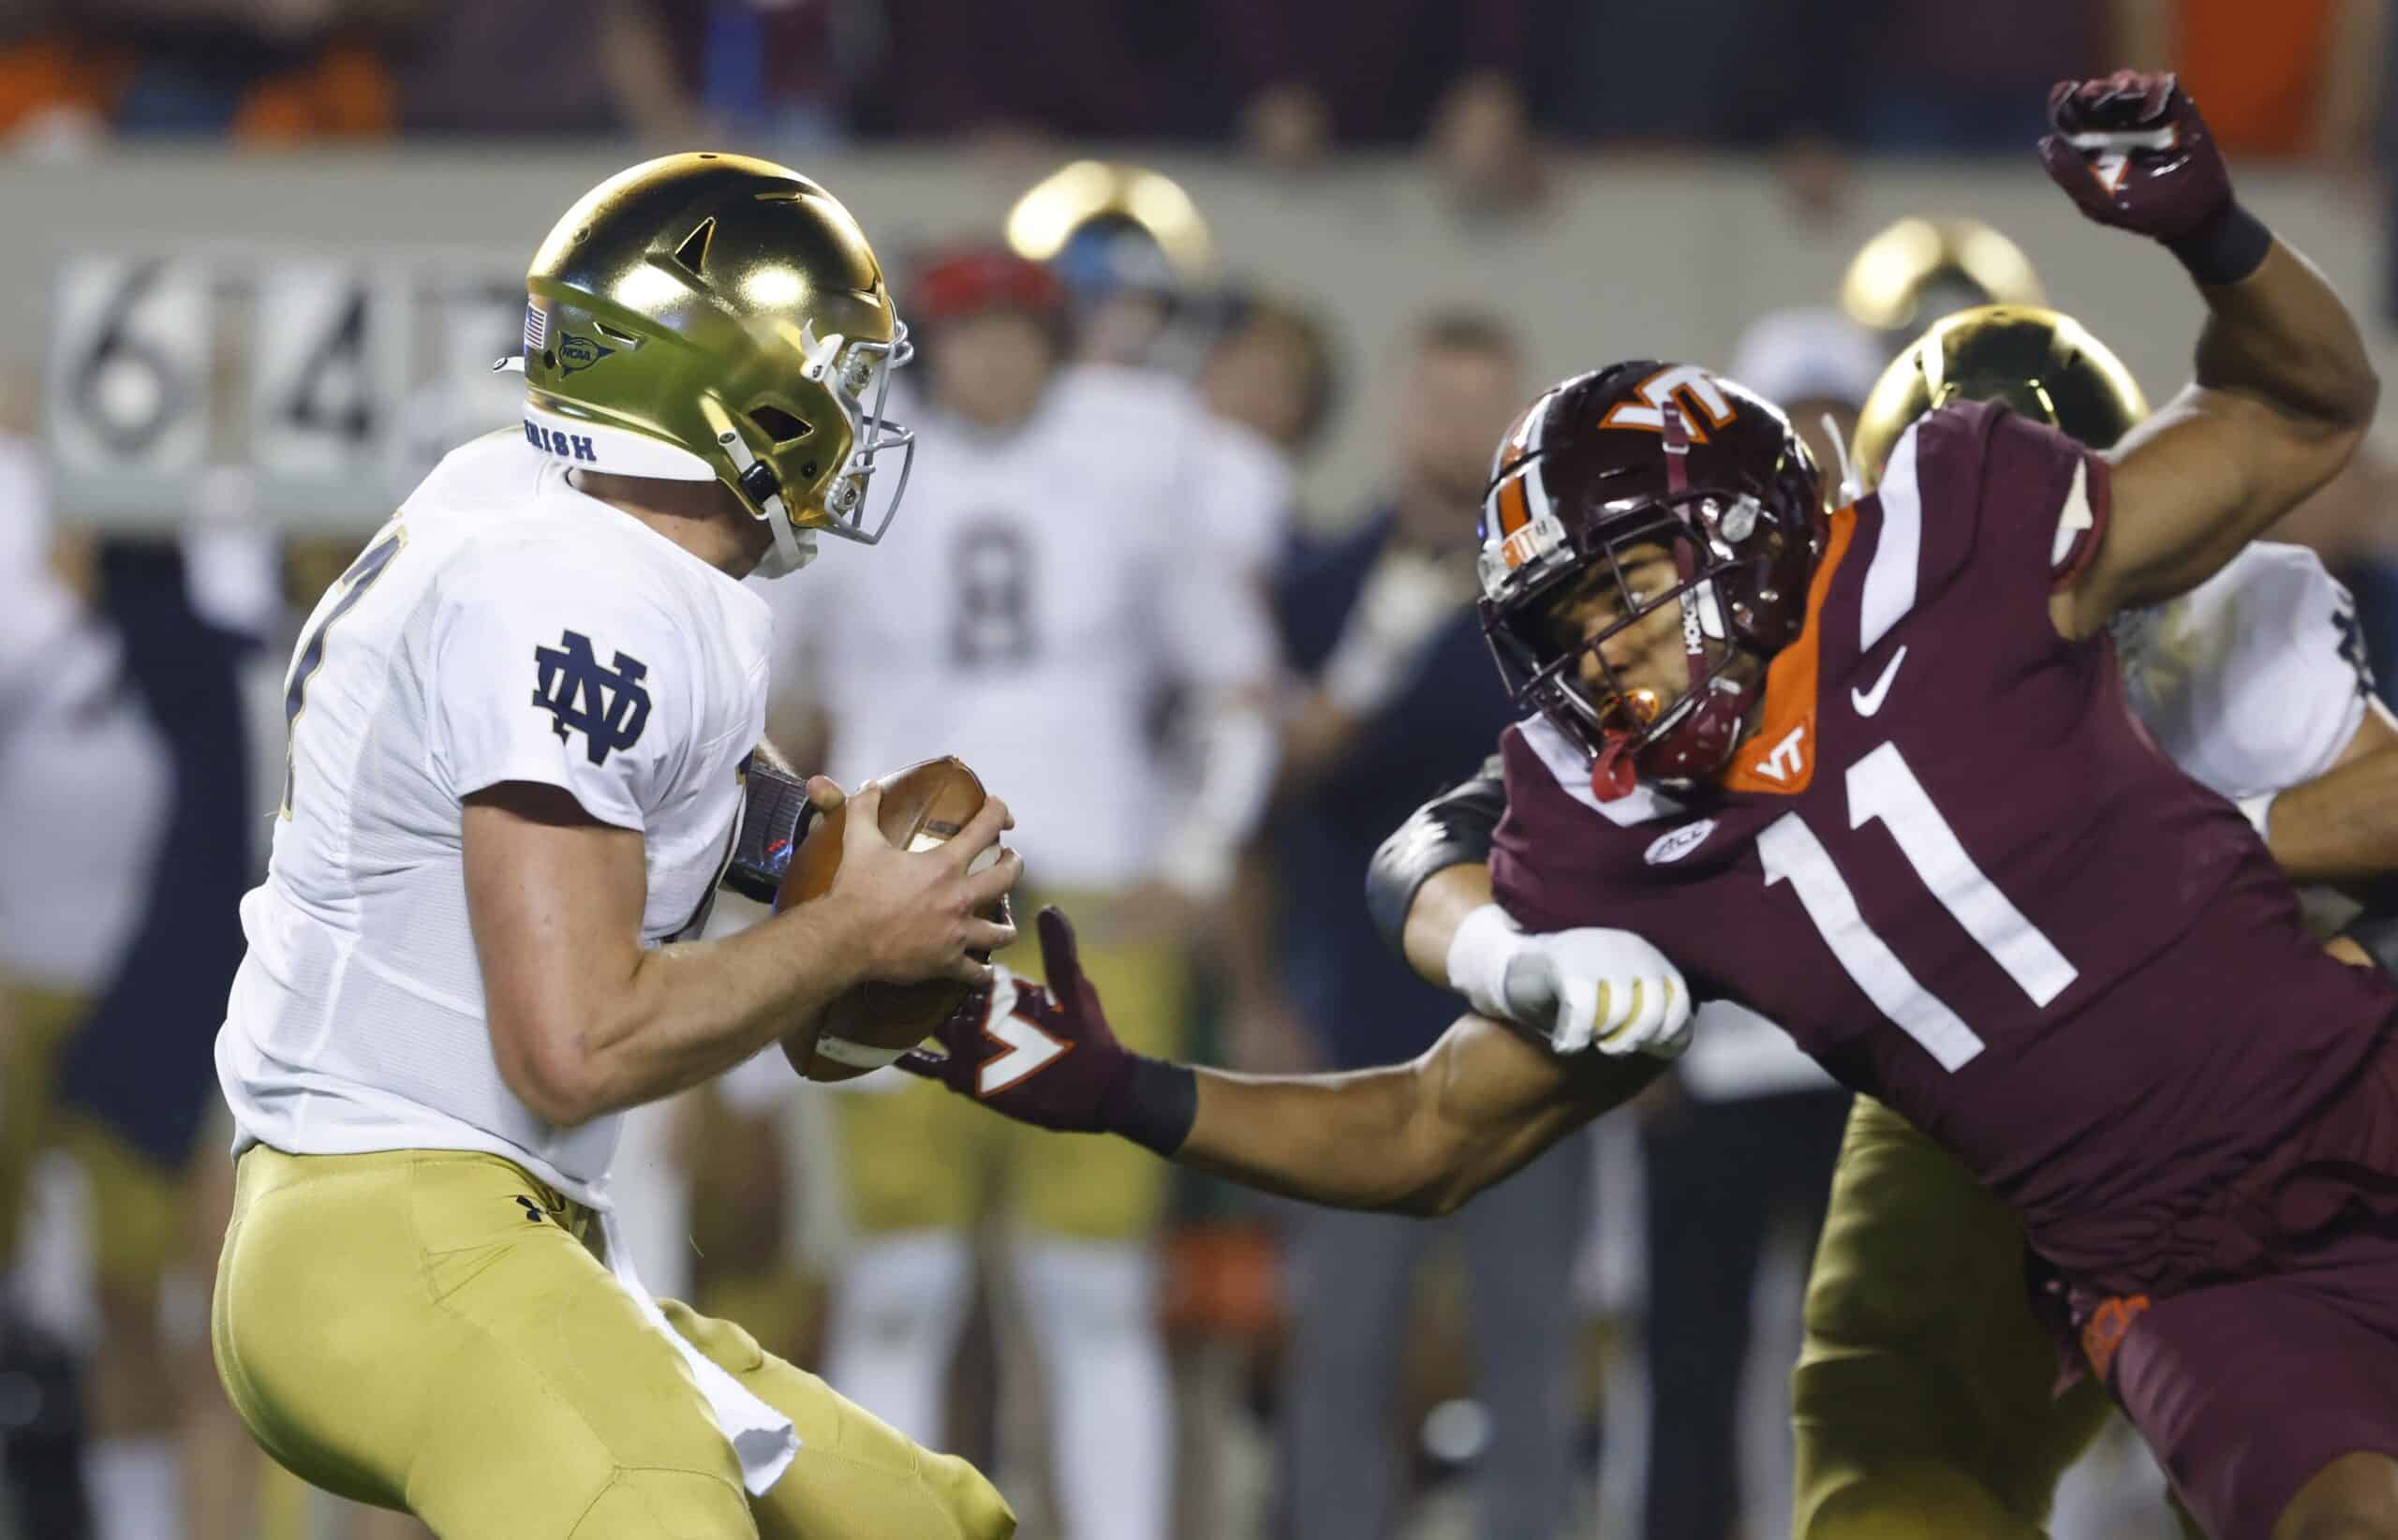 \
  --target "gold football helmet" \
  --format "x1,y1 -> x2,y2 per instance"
1849,304 -> 2150,492
1840,216 -> 2046,334
1002,160 -> 1215,279
512,152 -> 912,578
